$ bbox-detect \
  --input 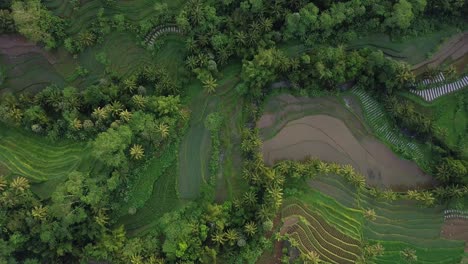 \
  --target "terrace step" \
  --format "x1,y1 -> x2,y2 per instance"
410,75 -> 468,102
144,24 -> 184,47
